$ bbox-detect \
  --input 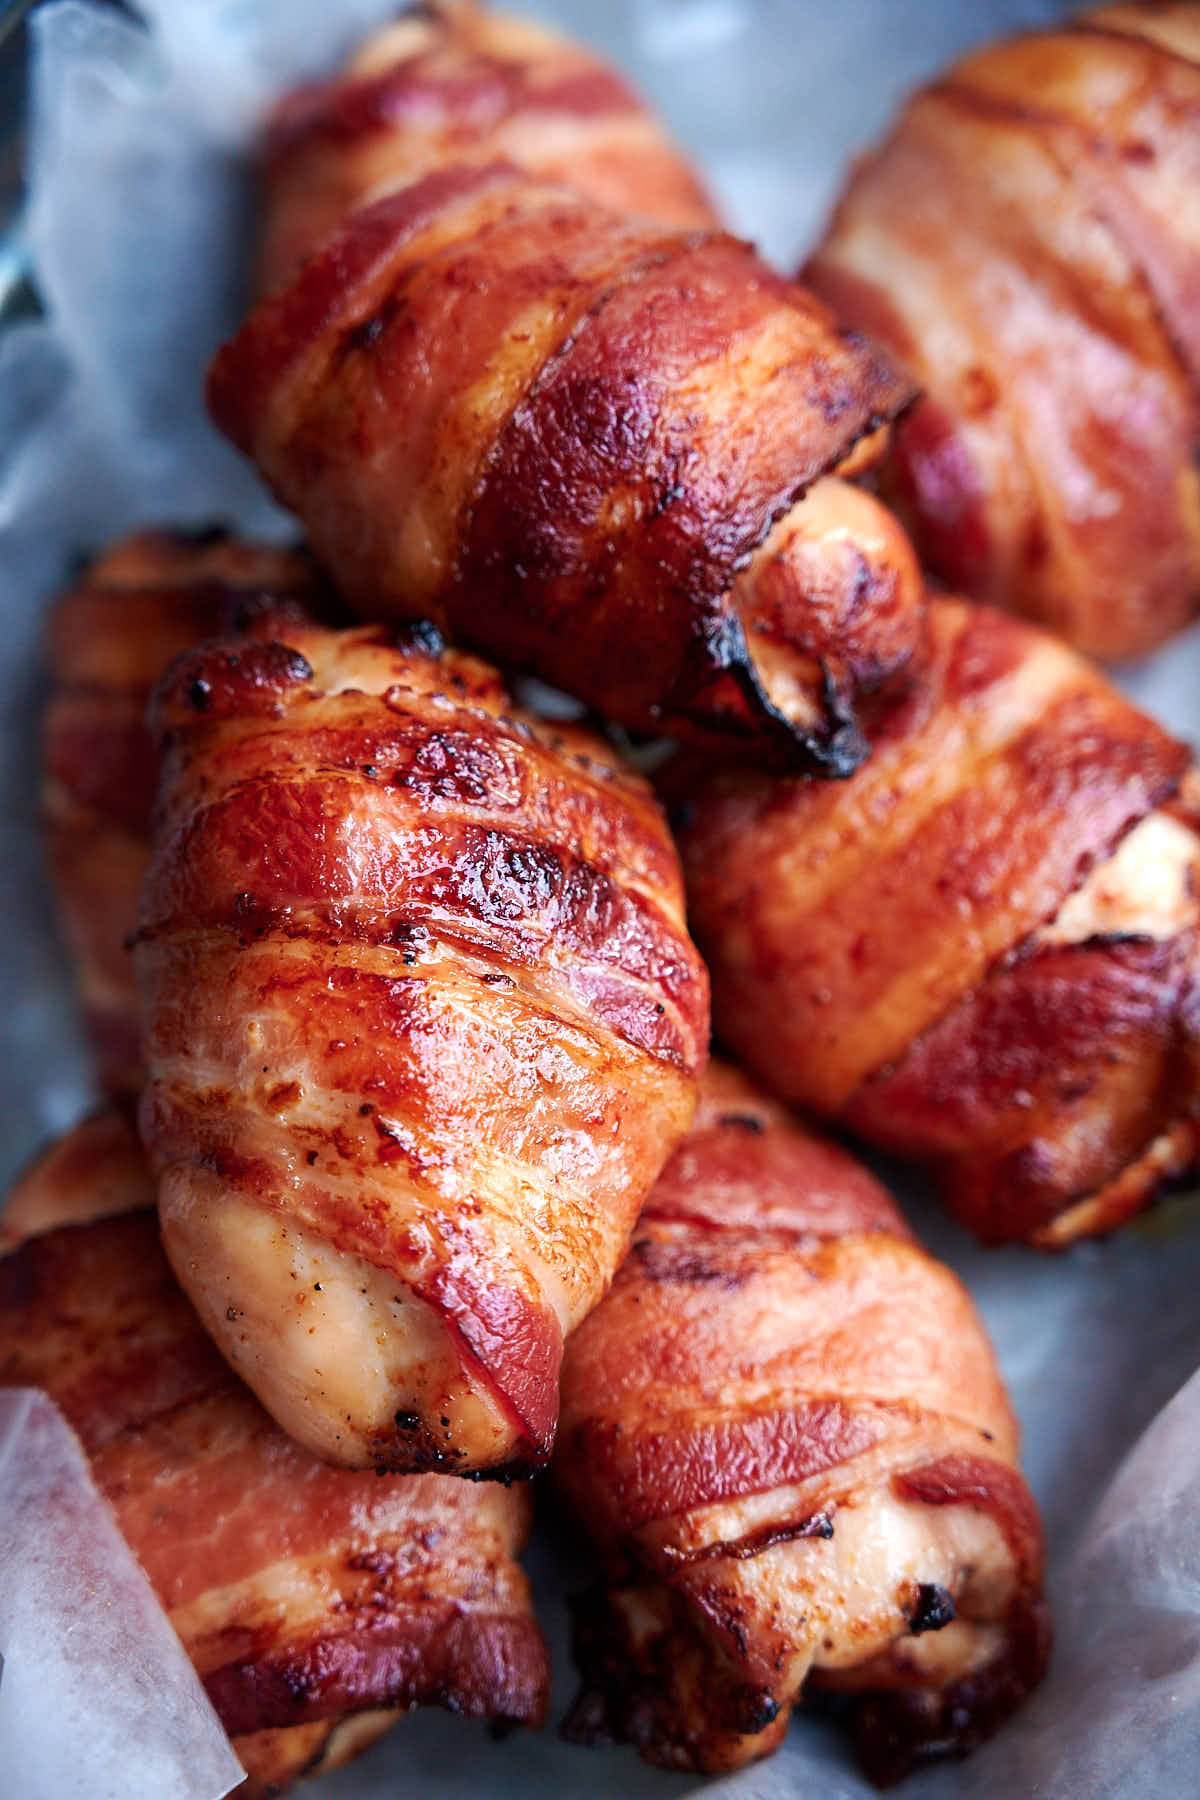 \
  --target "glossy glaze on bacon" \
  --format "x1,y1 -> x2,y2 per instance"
0,1114 -> 549,1798
676,599 -> 1200,1246
258,0 -> 718,293
42,529 -> 325,1097
211,150 -> 919,772
806,2 -> 1200,660
555,1063 -> 1049,1781
134,612 -> 708,1475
